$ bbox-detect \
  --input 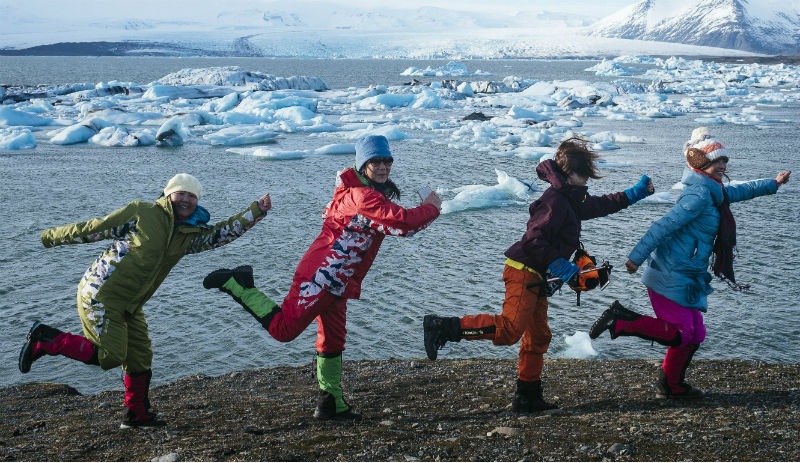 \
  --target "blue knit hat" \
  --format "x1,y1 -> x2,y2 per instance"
355,135 -> 393,171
